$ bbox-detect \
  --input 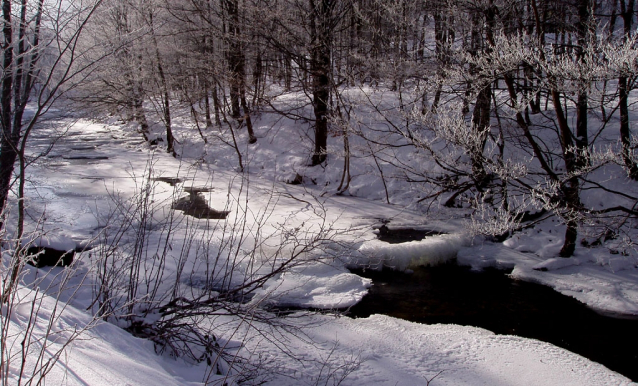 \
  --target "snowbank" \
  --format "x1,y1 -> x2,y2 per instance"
354,233 -> 470,270
3,287 -> 209,385
238,313 -> 633,386
249,263 -> 372,308
458,243 -> 638,317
